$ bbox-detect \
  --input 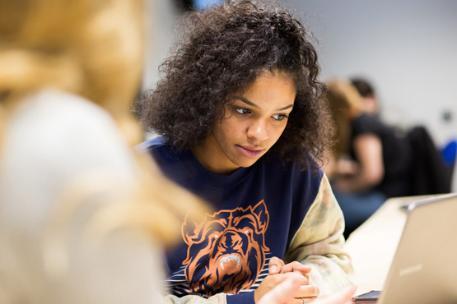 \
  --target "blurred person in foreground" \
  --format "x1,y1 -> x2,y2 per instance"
325,79 -> 411,237
141,1 -> 355,303
0,1 -> 206,303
